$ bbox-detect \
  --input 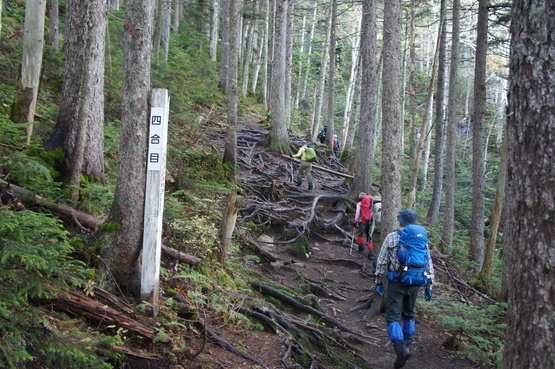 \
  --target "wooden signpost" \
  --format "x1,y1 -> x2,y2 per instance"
141,89 -> 170,315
